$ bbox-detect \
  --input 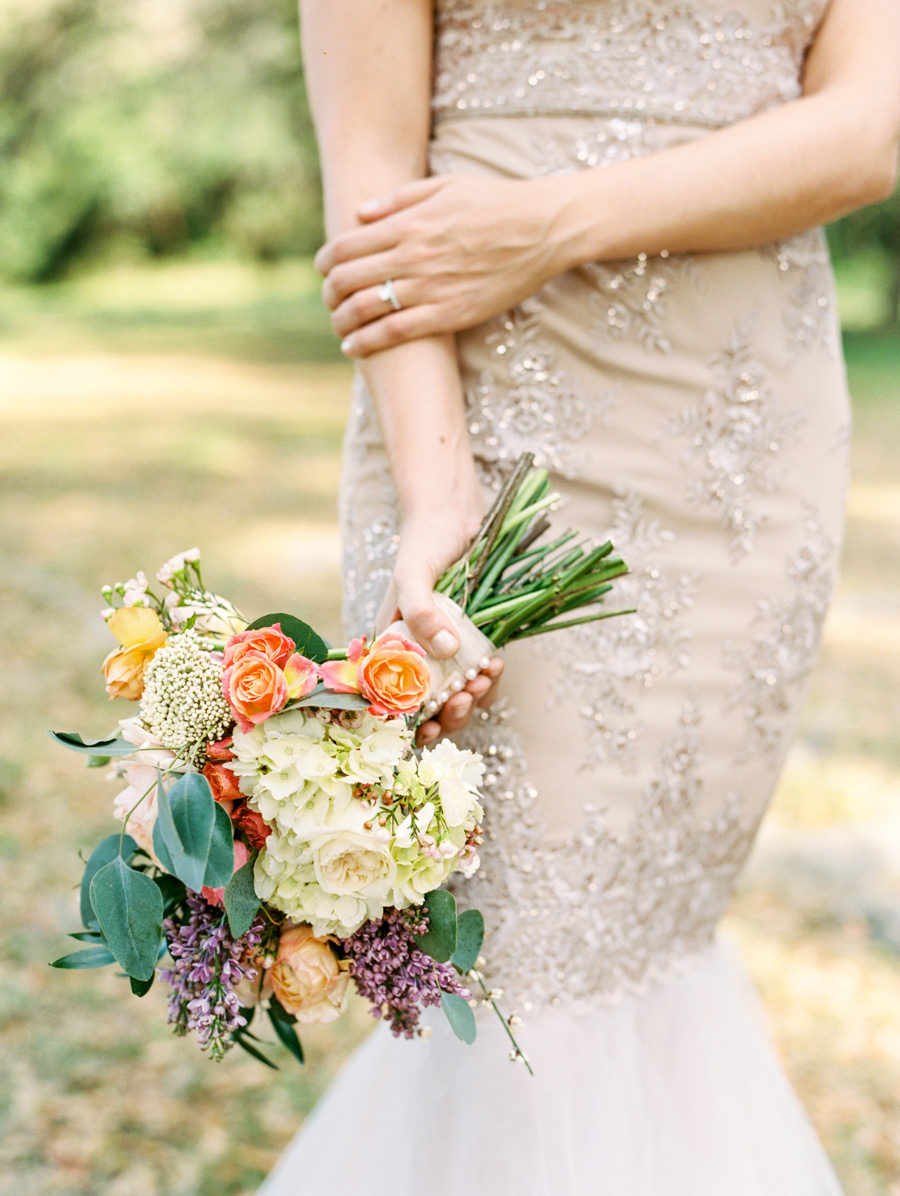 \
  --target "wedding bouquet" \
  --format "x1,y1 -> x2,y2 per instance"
52,455 -> 630,1072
